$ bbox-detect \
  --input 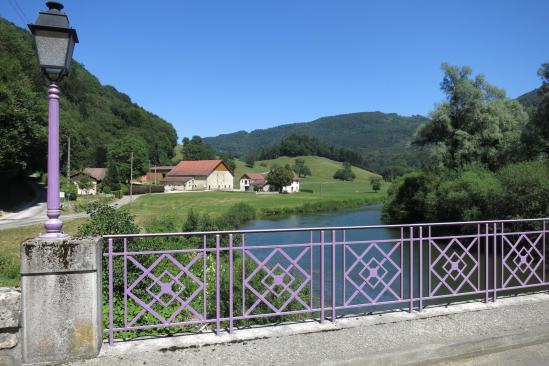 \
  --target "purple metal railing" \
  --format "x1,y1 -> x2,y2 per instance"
104,218 -> 549,345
